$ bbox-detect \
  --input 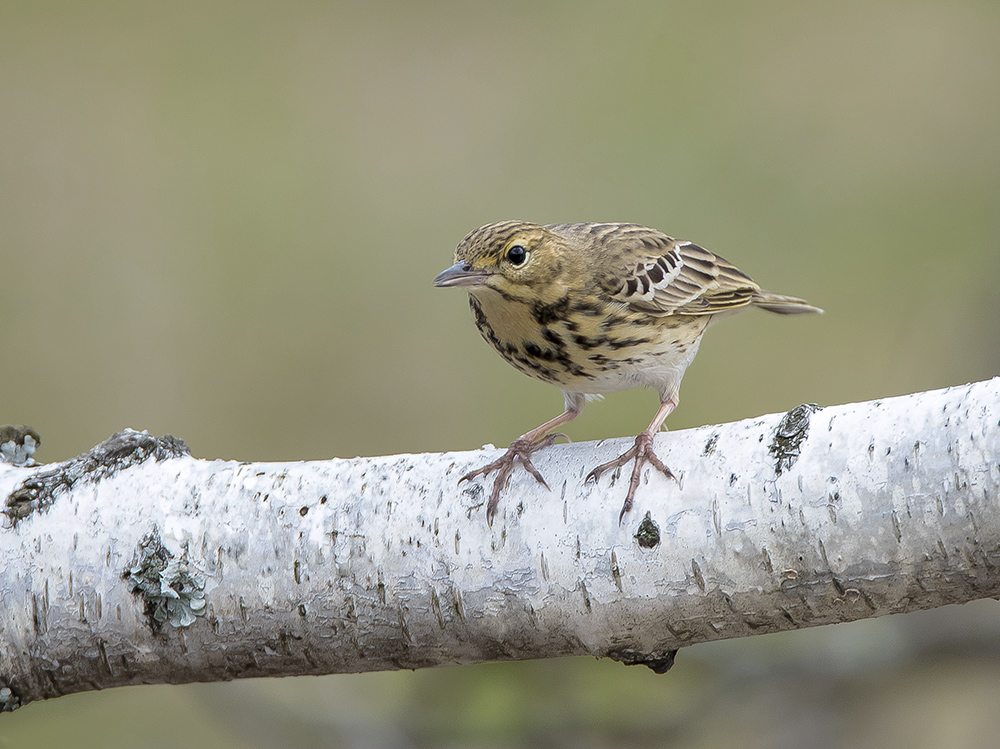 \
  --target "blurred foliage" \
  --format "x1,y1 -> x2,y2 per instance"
1,1 -> 998,747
